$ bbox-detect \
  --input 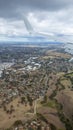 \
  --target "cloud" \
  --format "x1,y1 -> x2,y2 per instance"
0,0 -> 73,19
0,0 -> 73,40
